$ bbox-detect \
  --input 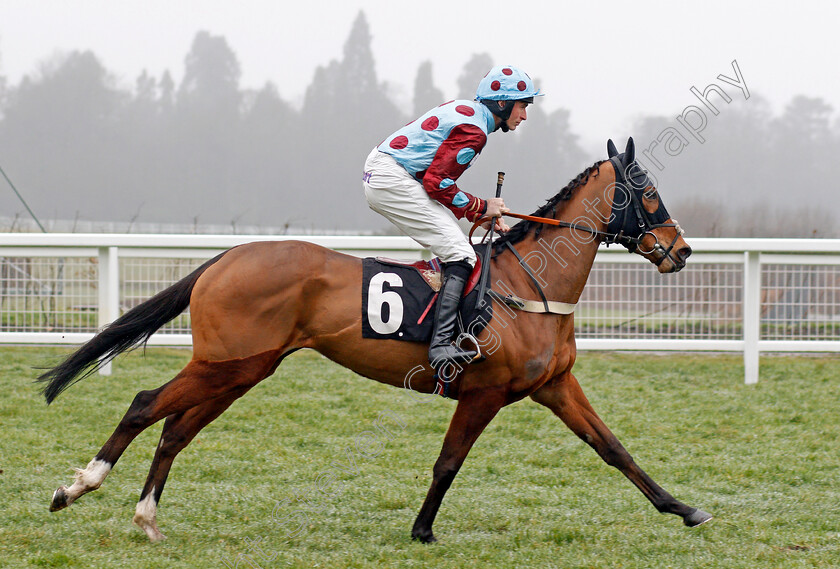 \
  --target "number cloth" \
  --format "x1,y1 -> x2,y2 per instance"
361,258 -> 492,342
